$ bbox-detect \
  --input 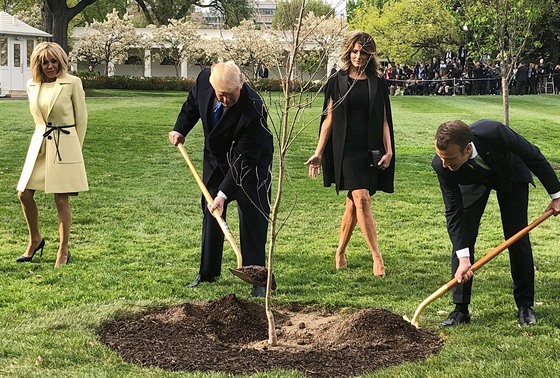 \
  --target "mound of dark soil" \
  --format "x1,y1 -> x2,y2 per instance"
99,295 -> 443,377
318,308 -> 426,348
